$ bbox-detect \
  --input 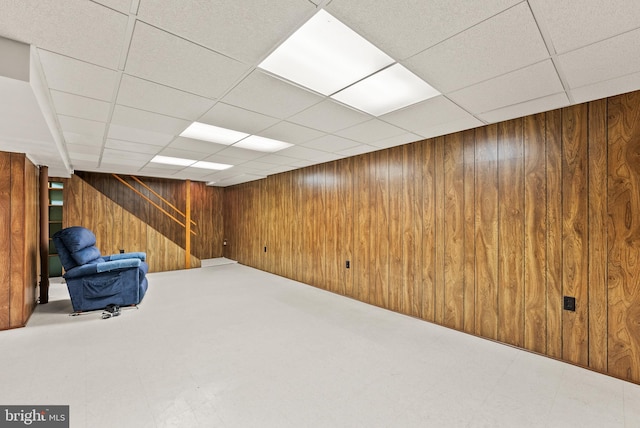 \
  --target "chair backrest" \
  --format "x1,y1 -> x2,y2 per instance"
52,226 -> 105,271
